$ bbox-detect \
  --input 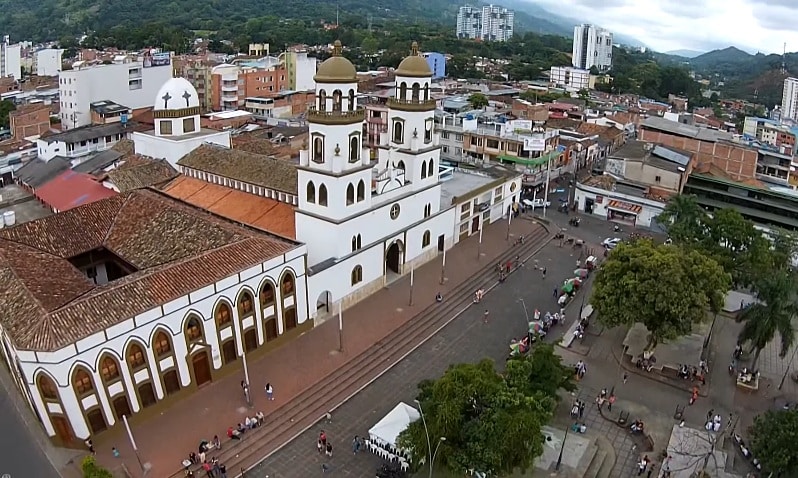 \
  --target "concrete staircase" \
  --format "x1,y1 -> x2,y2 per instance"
582,435 -> 616,478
